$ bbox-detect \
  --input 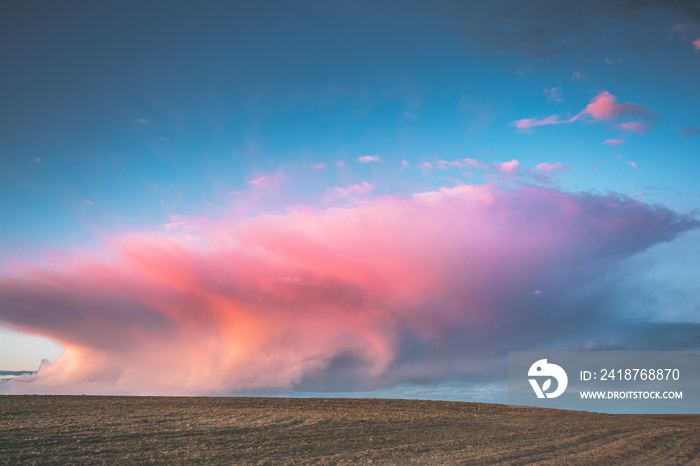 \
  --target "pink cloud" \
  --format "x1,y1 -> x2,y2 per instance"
533,162 -> 572,173
248,176 -> 267,186
313,163 -> 326,169
358,155 -> 381,163
583,92 -> 647,121
421,157 -> 488,170
246,170 -> 284,190
449,158 -> 488,169
0,184 -> 695,394
326,182 -> 376,200
512,115 -> 565,132
512,91 -> 654,133
612,121 -> 652,134
671,23 -> 691,33
694,38 -> 700,51
499,159 -> 520,173
603,139 -> 625,145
